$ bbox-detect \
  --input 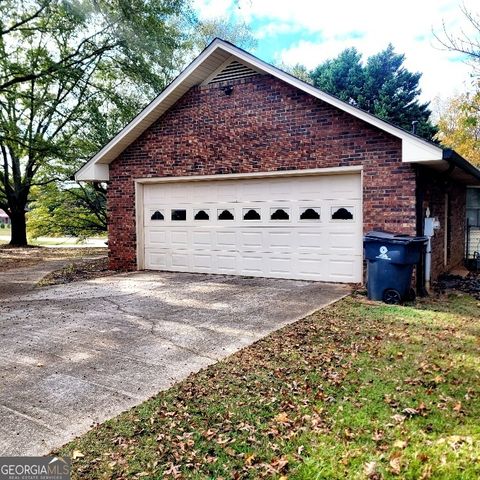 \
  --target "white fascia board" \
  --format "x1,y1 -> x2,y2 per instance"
75,162 -> 109,181
402,138 -> 443,162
